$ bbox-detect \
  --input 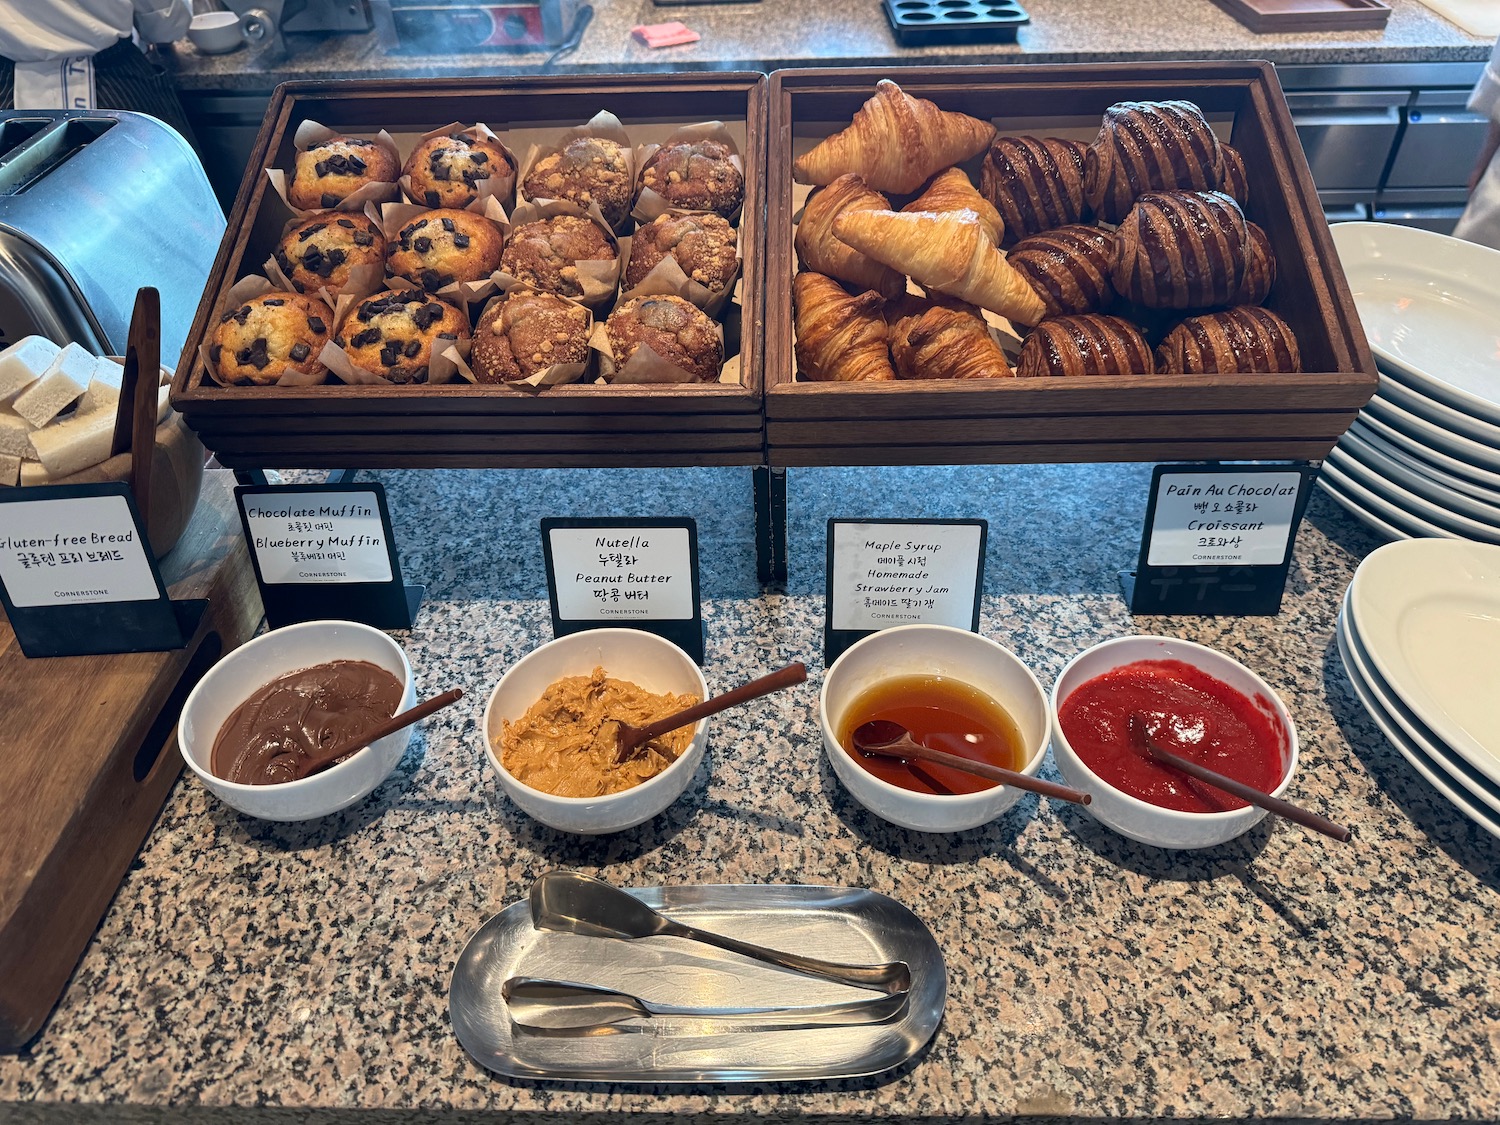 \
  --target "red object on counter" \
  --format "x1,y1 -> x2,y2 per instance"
1057,658 -> 1286,814
631,21 -> 701,48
